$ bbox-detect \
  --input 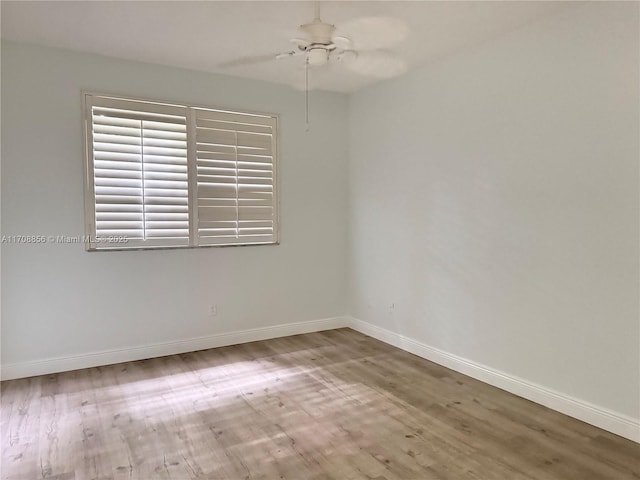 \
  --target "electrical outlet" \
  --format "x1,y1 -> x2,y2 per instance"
209,305 -> 218,316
